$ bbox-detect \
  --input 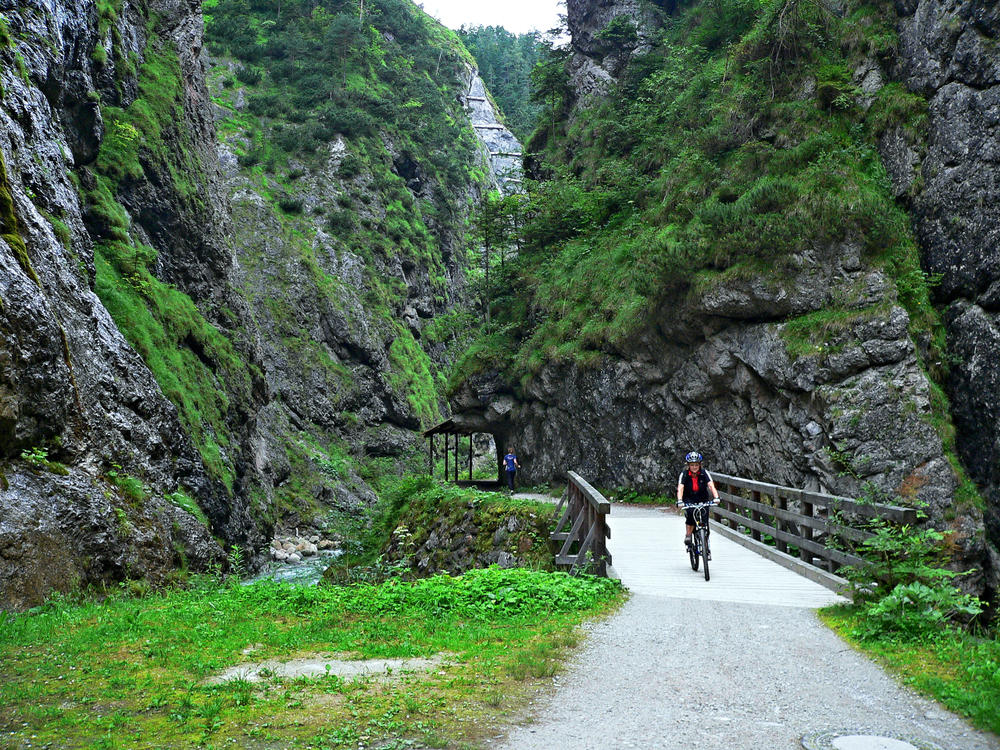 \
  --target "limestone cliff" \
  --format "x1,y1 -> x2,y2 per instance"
0,0 -> 503,609
879,0 -> 1000,587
